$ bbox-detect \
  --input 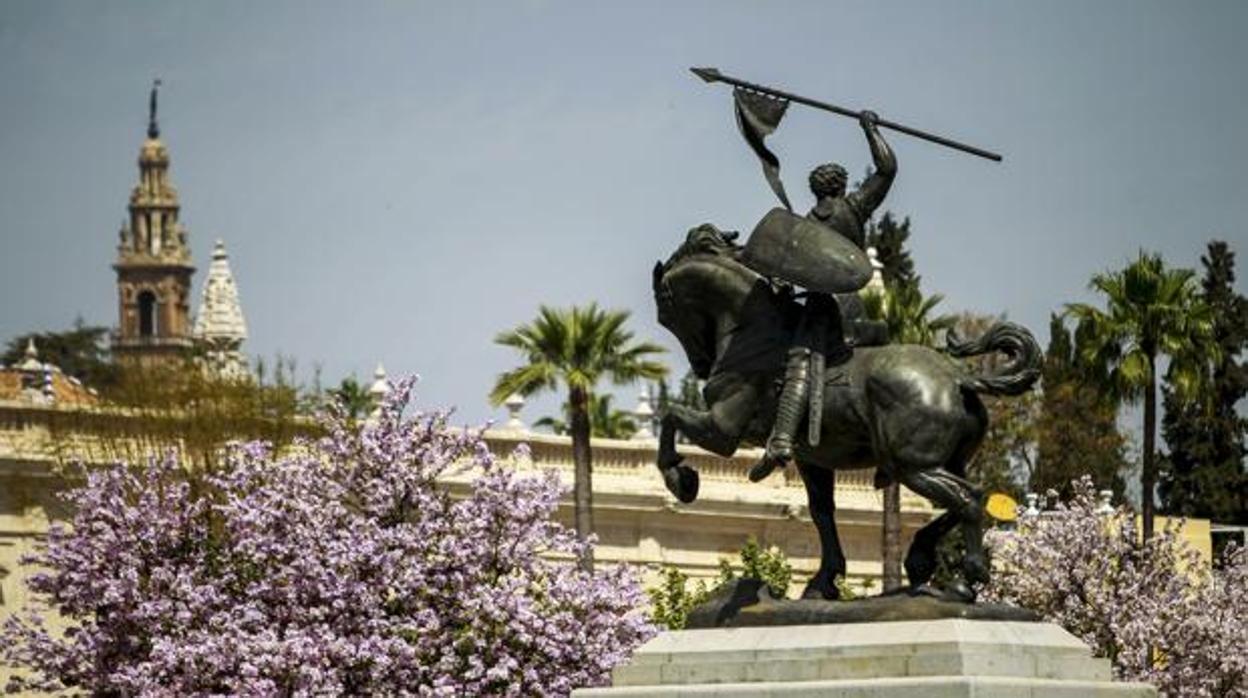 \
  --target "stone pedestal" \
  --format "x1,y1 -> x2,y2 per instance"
574,619 -> 1156,697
